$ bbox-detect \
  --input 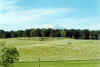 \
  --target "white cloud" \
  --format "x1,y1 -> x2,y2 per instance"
0,0 -> 100,31
0,0 -> 19,12
0,0 -> 73,30
0,0 -> 73,25
50,17 -> 100,30
0,8 -> 72,25
34,24 -> 55,29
